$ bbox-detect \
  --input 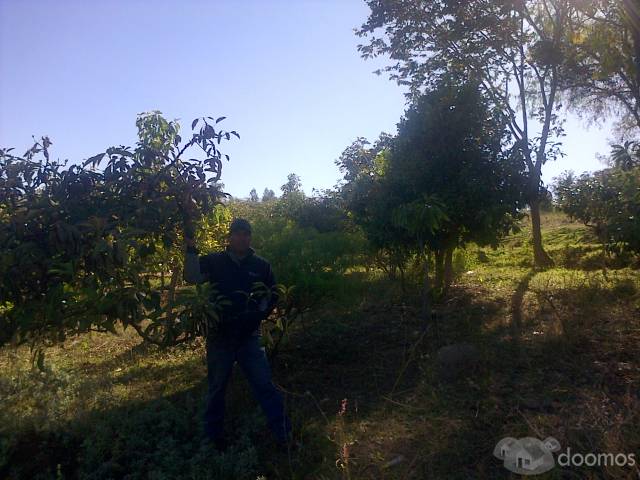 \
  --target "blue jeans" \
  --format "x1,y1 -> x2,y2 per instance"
204,332 -> 292,443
